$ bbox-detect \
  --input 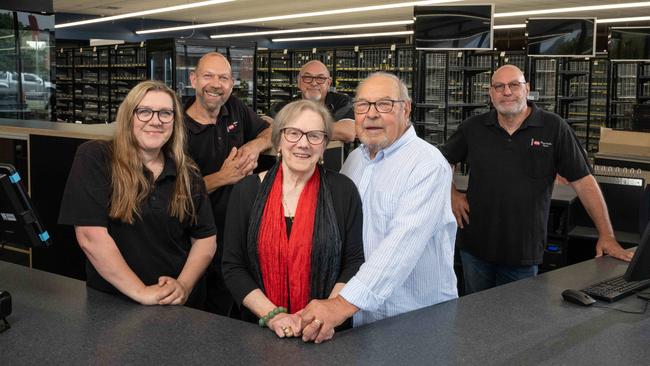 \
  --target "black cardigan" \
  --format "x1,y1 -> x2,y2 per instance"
222,169 -> 364,322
